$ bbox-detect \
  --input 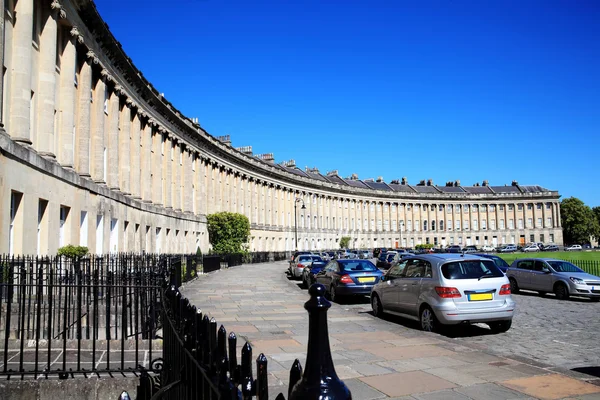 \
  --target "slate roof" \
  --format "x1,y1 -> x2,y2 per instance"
363,181 -> 393,191
437,186 -> 467,193
463,186 -> 494,194
344,179 -> 370,189
388,184 -> 417,193
490,186 -> 521,194
324,174 -> 348,185
412,186 -> 440,193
